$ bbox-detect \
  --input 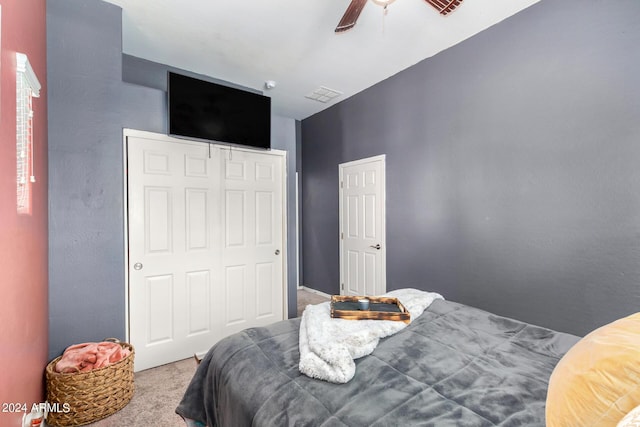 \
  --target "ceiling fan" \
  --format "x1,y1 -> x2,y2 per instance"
335,0 -> 464,33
